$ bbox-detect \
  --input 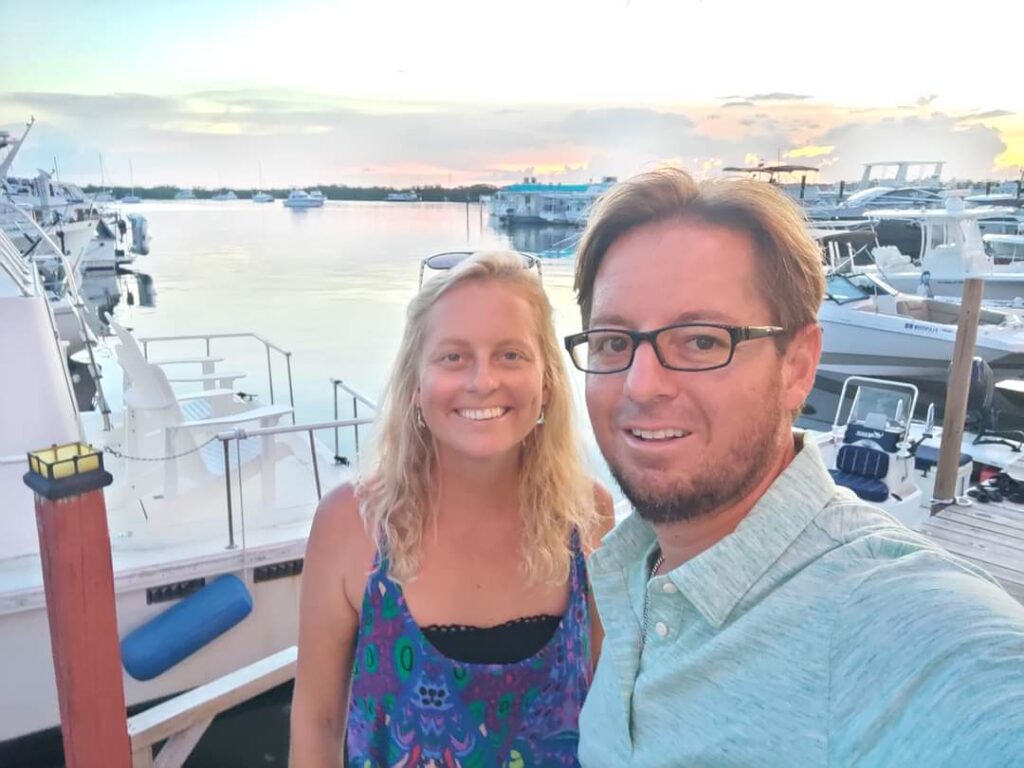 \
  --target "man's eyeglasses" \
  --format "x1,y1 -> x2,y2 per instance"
418,250 -> 542,287
563,323 -> 788,374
